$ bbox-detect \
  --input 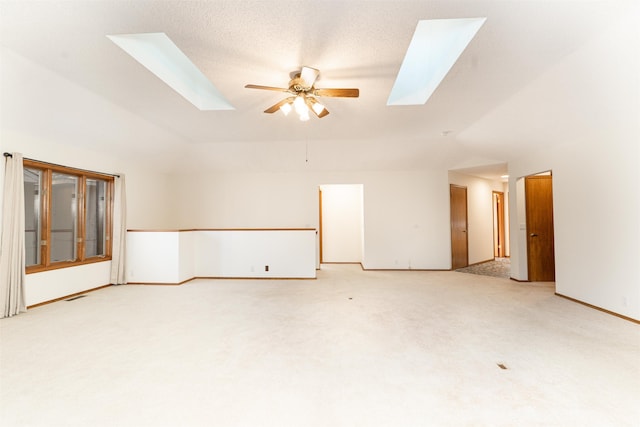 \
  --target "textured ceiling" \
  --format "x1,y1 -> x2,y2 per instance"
0,0 -> 634,176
